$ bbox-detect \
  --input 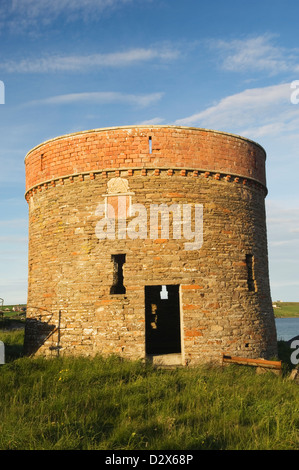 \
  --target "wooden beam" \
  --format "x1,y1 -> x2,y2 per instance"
222,353 -> 282,370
